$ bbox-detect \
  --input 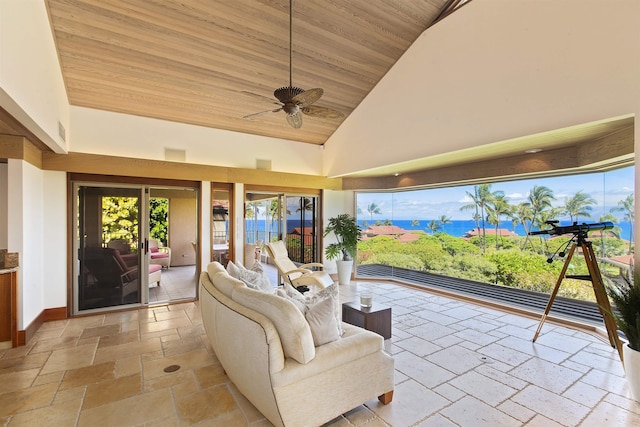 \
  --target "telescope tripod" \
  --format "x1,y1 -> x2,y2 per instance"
532,232 -> 623,362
